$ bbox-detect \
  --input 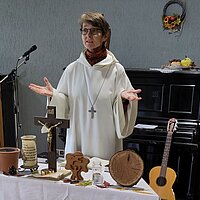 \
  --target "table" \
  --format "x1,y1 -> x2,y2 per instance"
0,159 -> 160,200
